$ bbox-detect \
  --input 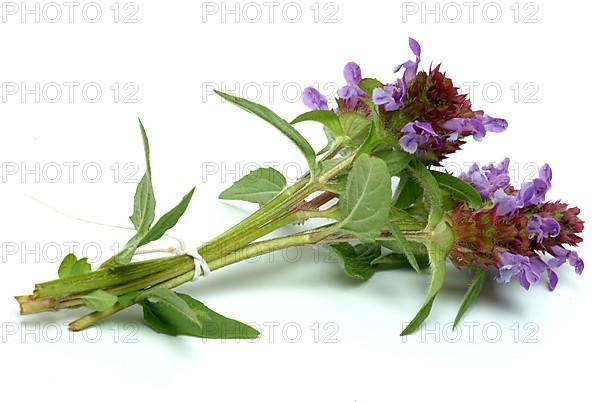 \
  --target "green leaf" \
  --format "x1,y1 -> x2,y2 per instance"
339,154 -> 392,242
219,167 -> 287,205
58,254 -> 91,278
82,290 -> 118,311
453,269 -> 487,329
401,222 -> 454,336
374,150 -> 412,177
137,288 -> 203,336
117,290 -> 142,307
354,121 -> 379,158
430,170 -> 483,209
388,207 -> 425,228
291,110 -> 344,139
129,119 -> 156,232
410,161 -> 443,231
393,171 -> 422,208
386,223 -> 422,273
371,253 -> 430,270
177,293 -> 260,339
338,112 -> 371,147
215,91 -> 316,173
139,187 -> 196,245
358,78 -> 383,95
328,243 -> 381,280
139,290 -> 259,339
